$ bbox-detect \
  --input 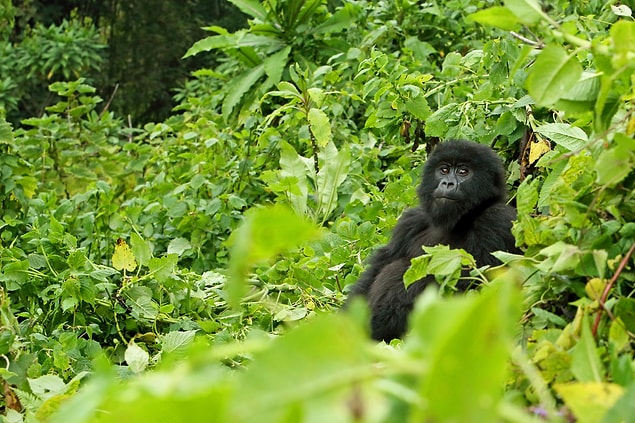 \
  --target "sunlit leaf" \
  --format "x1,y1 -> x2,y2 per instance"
167,238 -> 191,256
554,382 -> 623,423
308,108 -> 332,149
534,123 -> 588,151
227,205 -> 323,308
503,0 -> 545,24
526,44 -> 583,106
409,277 -> 522,422
125,342 -> 149,374
467,7 -> 520,31
112,239 -> 137,272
